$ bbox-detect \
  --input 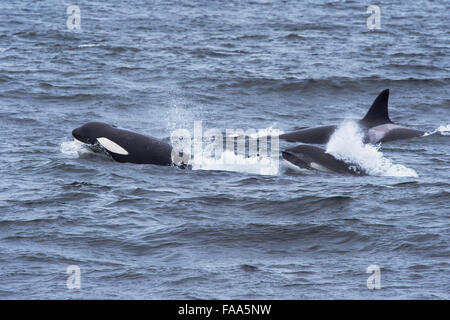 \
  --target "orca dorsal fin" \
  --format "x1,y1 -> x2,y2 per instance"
360,89 -> 392,126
